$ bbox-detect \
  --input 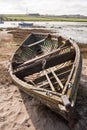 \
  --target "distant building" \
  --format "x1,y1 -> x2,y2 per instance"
28,13 -> 40,16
